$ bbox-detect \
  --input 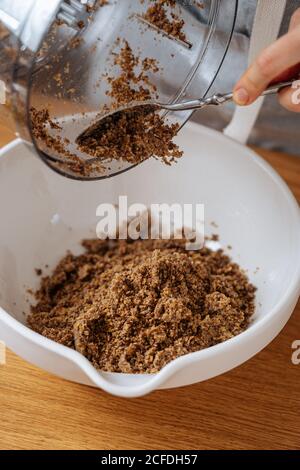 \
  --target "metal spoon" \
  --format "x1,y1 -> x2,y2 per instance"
77,80 -> 295,141
155,80 -> 295,112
